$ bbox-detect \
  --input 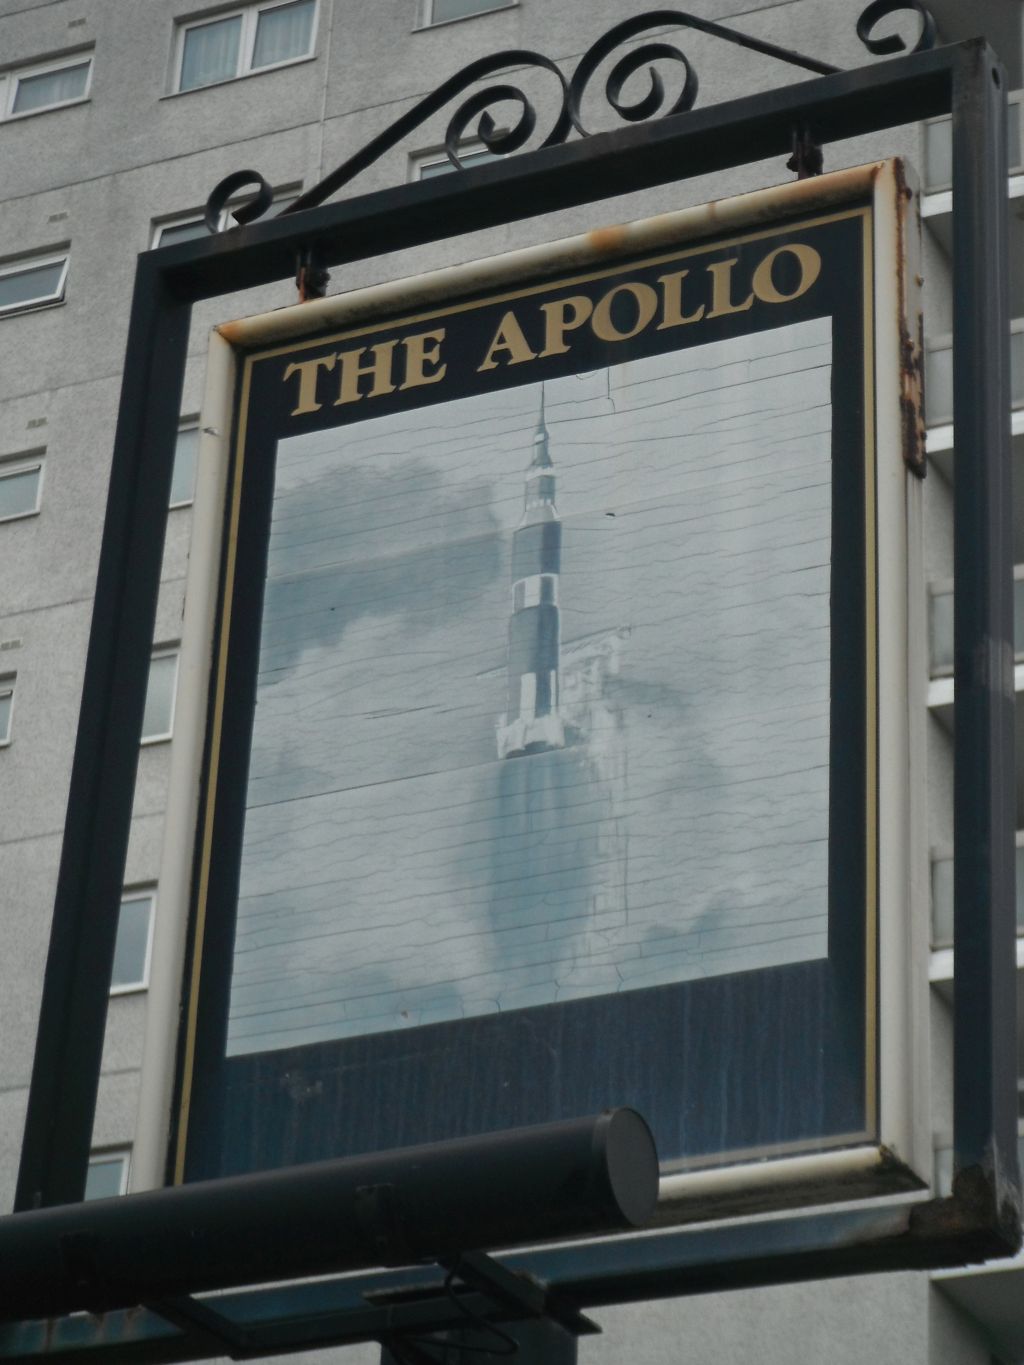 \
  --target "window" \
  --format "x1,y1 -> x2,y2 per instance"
170,424 -> 198,507
0,674 -> 14,746
0,454 -> 43,521
153,191 -> 300,247
421,0 -> 513,26
924,93 -> 1024,192
924,321 -> 1024,426
0,252 -> 68,317
414,144 -> 502,179
1,53 -> 92,120
84,1149 -> 130,1200
931,835 -> 1024,945
930,566 -> 1024,677
175,0 -> 317,92
141,648 -> 179,743
111,889 -> 155,994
